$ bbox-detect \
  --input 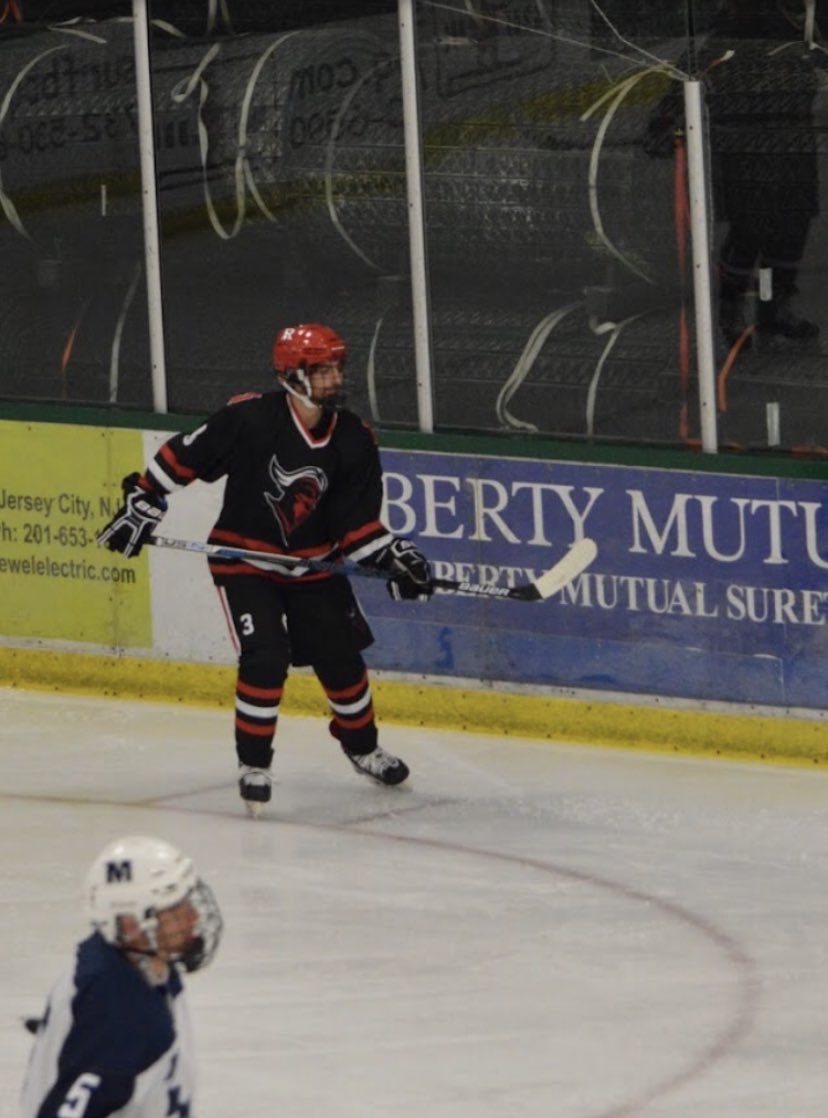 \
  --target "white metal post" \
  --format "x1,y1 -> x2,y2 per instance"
132,0 -> 168,413
683,80 -> 717,452
398,0 -> 434,433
